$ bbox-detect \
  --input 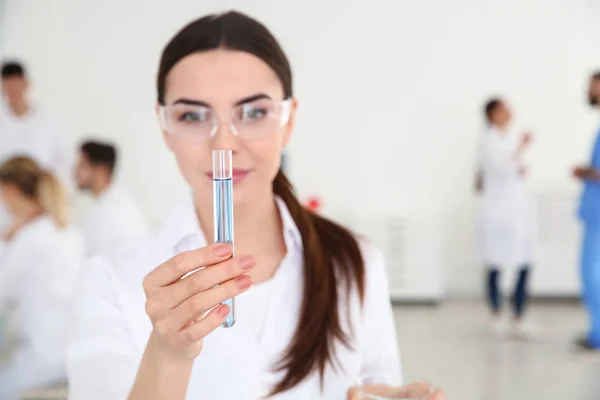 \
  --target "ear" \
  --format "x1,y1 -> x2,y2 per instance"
156,103 -> 175,153
281,97 -> 298,149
